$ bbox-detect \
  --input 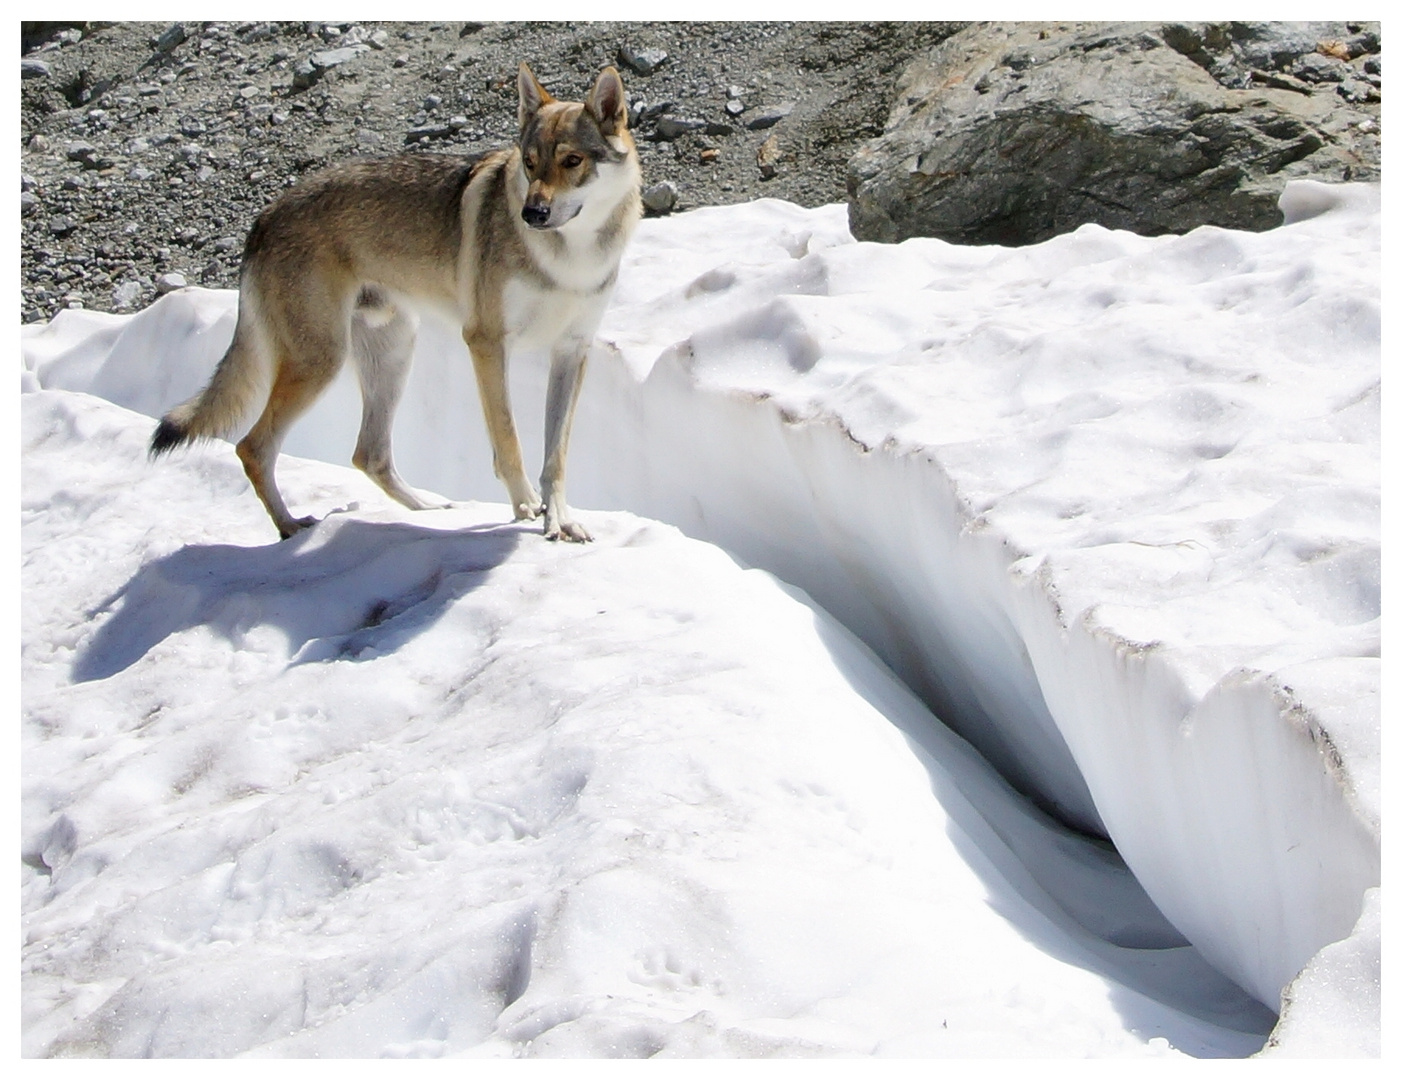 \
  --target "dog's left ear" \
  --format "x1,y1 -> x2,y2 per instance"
518,62 -> 554,129
585,66 -> 627,136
